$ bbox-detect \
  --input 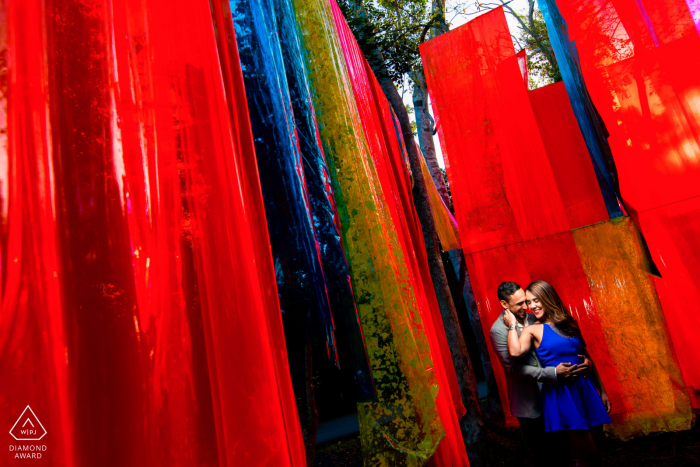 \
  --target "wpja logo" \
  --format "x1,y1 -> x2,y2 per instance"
8,406 -> 47,459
